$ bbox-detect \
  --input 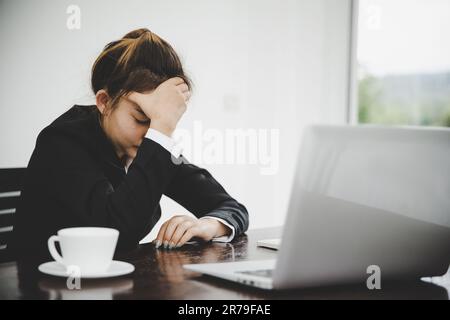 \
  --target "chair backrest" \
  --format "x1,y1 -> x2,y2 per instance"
0,168 -> 26,263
